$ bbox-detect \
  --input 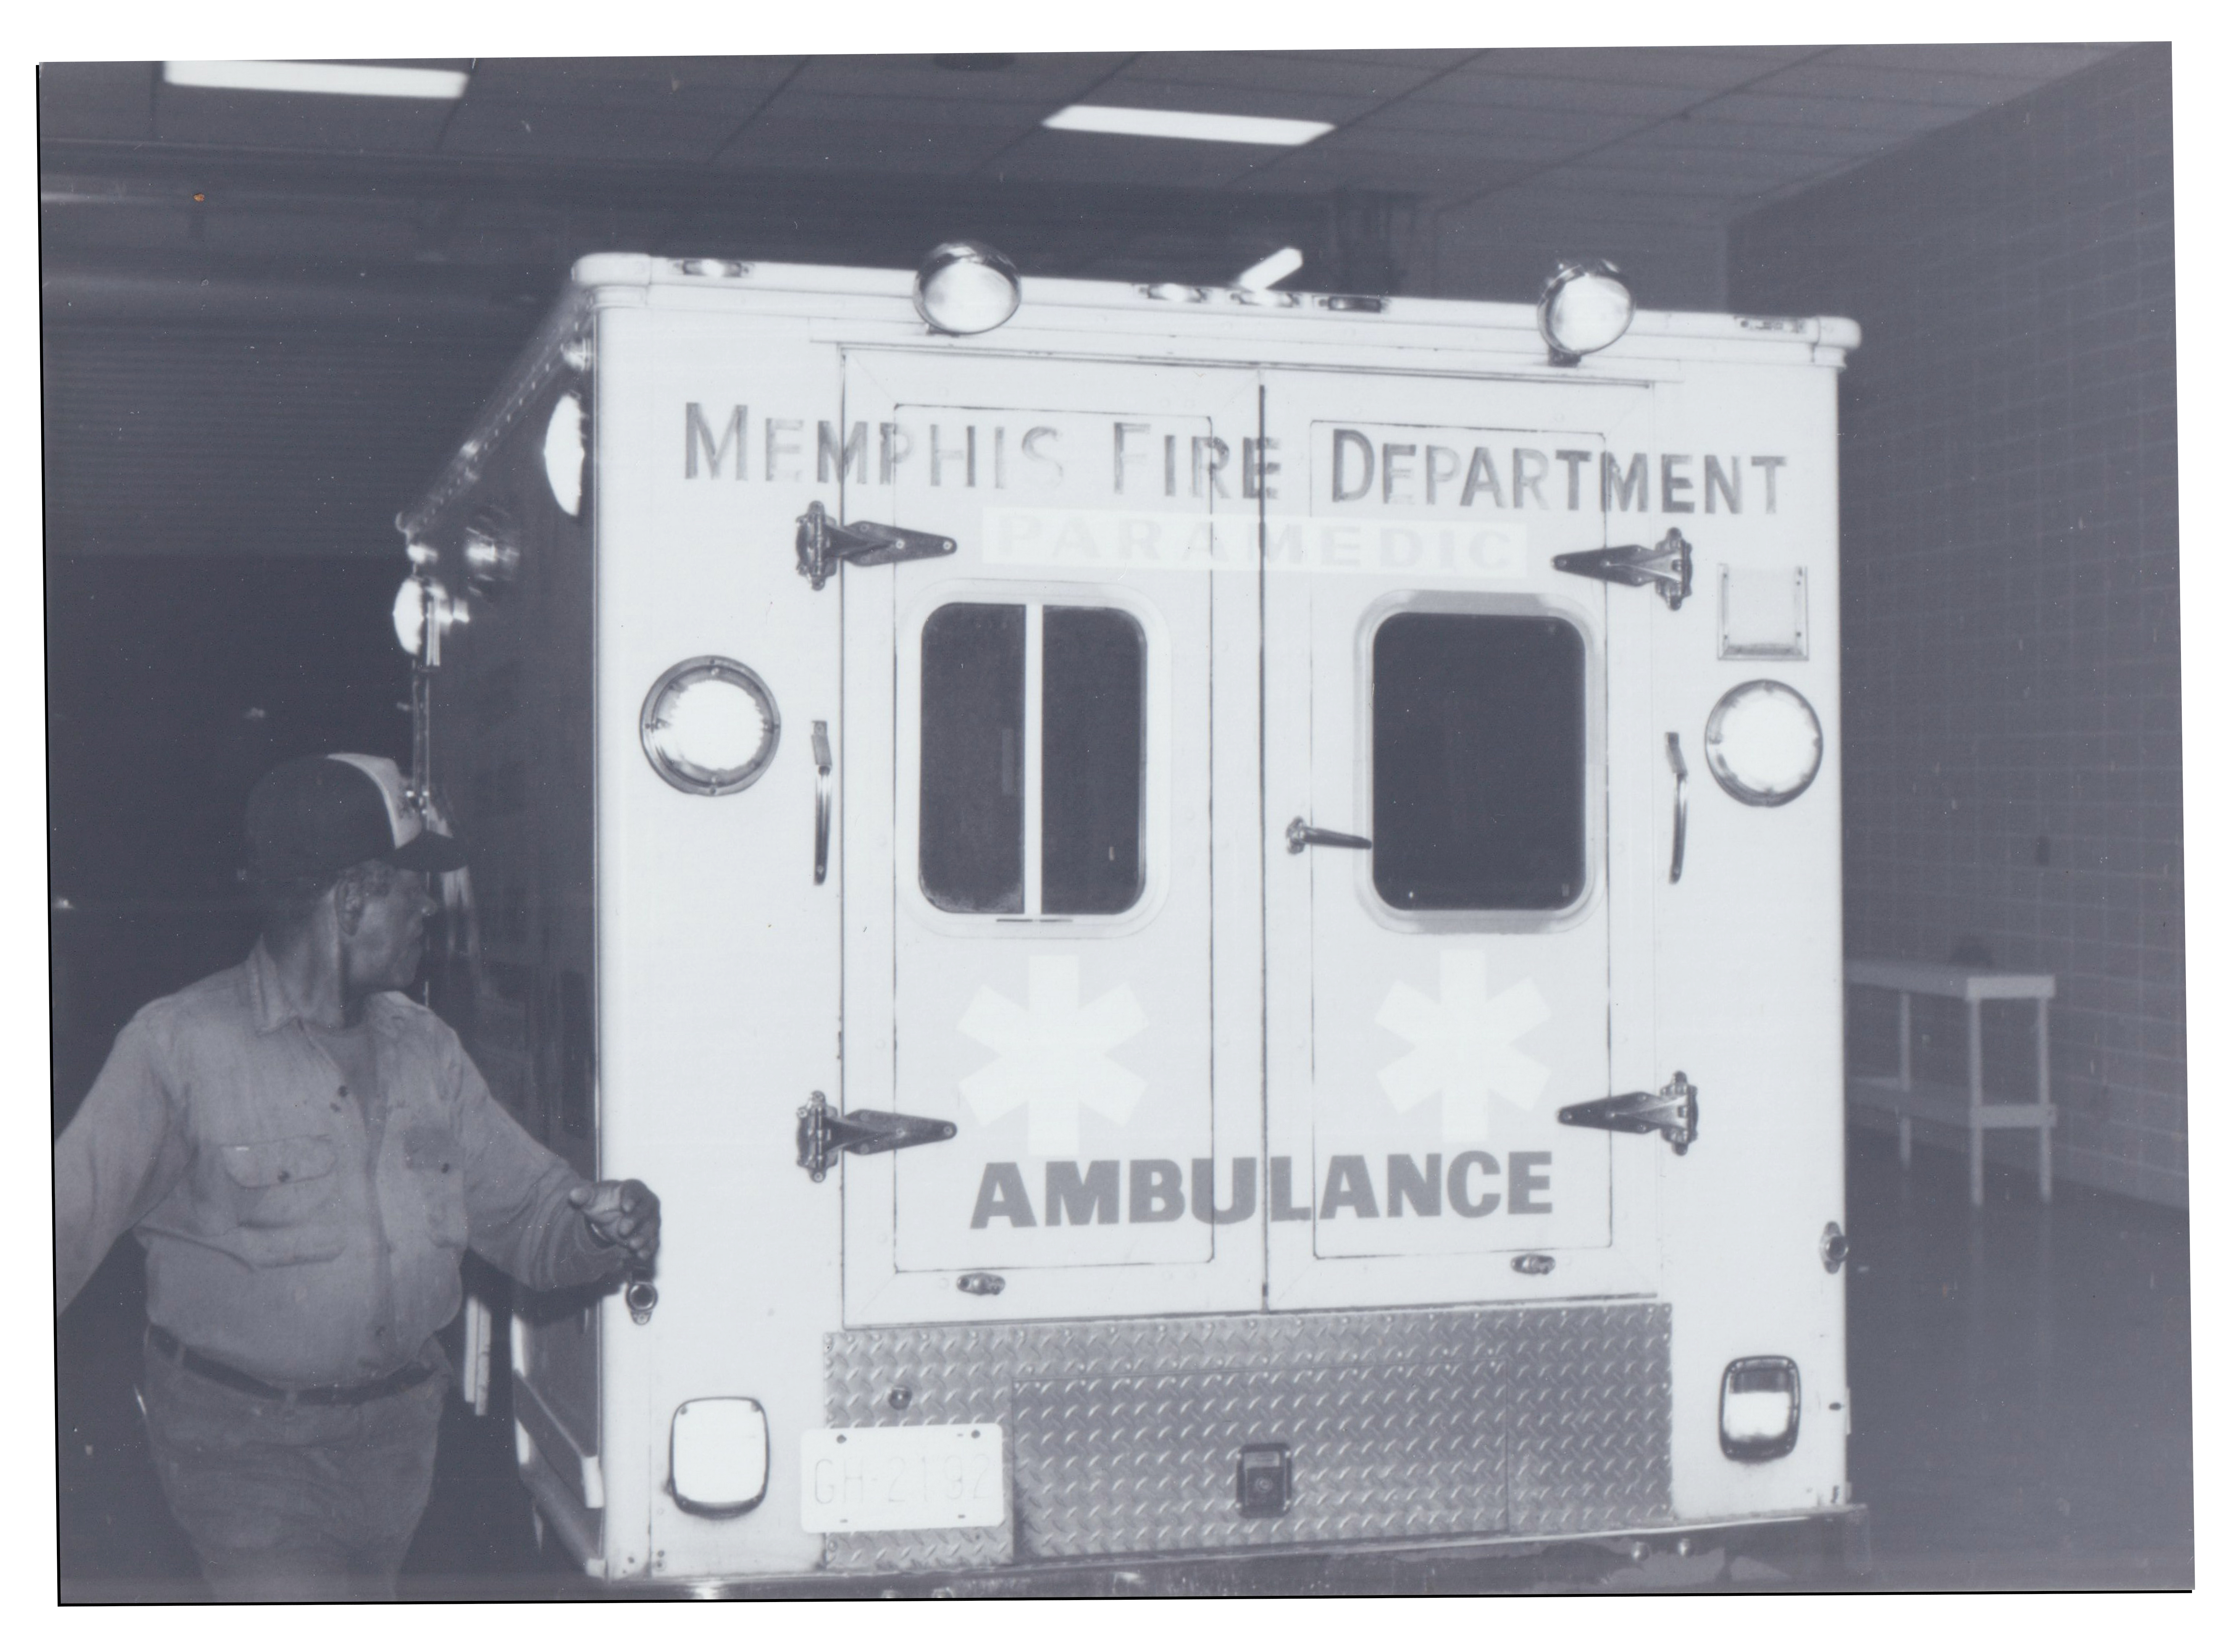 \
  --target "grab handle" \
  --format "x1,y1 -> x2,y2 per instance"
812,721 -> 833,886
1666,732 -> 1689,884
